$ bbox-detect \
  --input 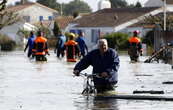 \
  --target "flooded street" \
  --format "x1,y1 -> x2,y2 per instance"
0,50 -> 173,110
